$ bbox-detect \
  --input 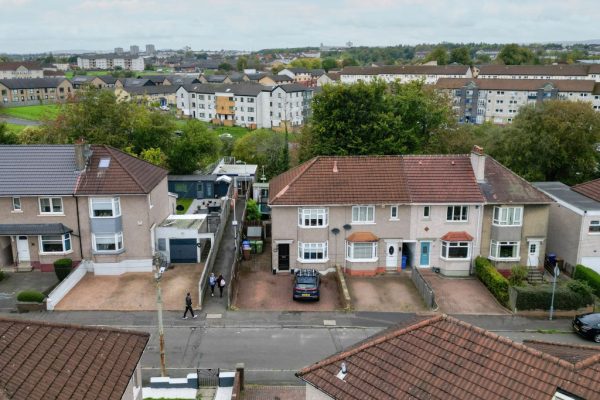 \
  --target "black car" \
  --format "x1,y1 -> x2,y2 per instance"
293,269 -> 320,301
573,313 -> 600,343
